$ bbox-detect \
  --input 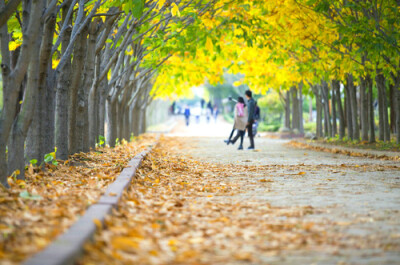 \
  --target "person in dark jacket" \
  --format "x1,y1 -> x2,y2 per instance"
245,90 -> 255,149
184,106 -> 191,126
